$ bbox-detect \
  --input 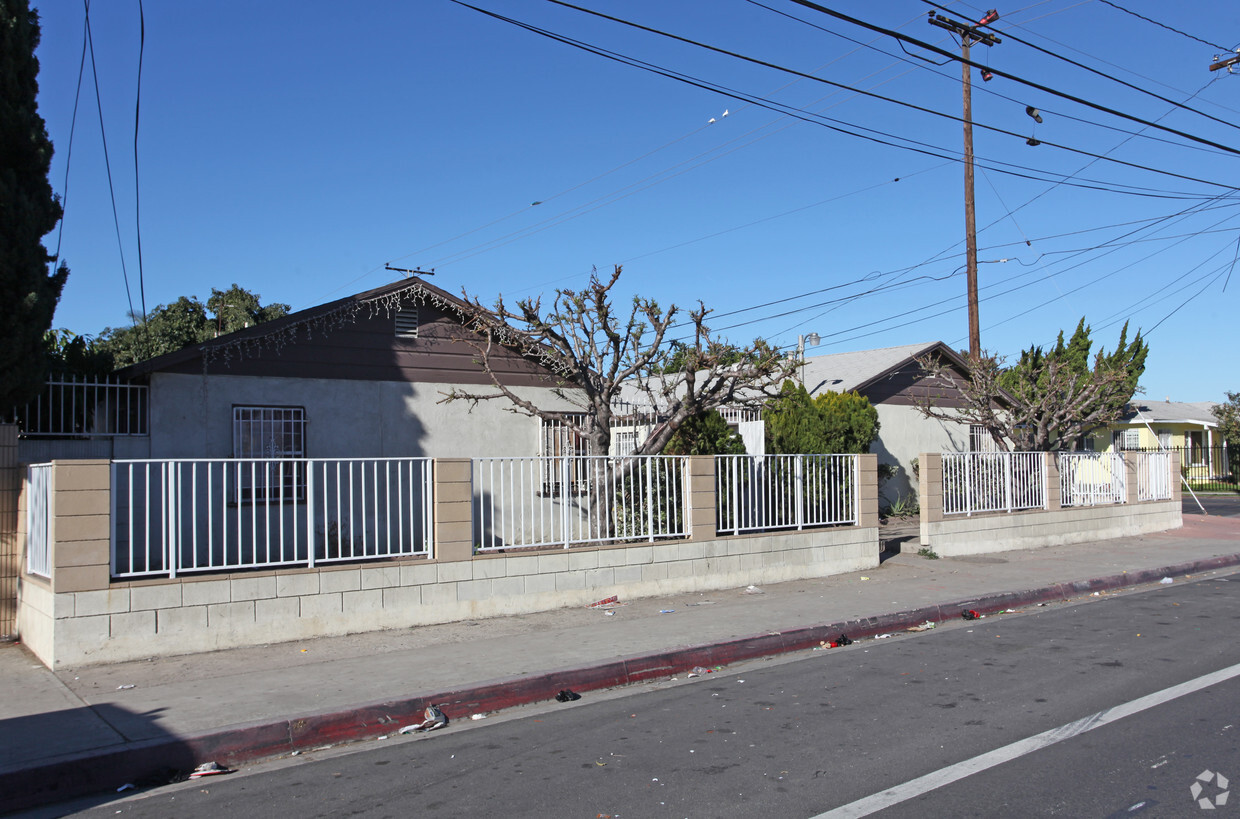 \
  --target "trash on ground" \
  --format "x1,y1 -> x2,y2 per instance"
116,684 -> 135,690
908,621 -> 936,632
743,585 -> 764,594
999,608 -> 1019,614
834,634 -> 854,646
116,783 -> 135,792
399,704 -> 449,733
470,713 -> 487,721
687,666 -> 710,677
189,761 -> 233,779
859,576 -> 870,581
604,610 -> 615,616
875,633 -> 892,639
555,689 -> 582,702
961,609 -> 982,621
1159,577 -> 1174,585
659,609 -> 675,614
589,595 -> 619,608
